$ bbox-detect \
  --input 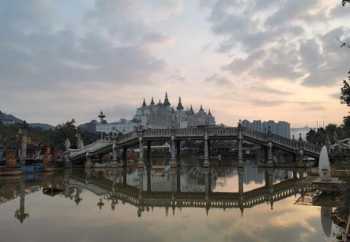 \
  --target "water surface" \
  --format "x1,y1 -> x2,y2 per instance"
0,165 -> 332,242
